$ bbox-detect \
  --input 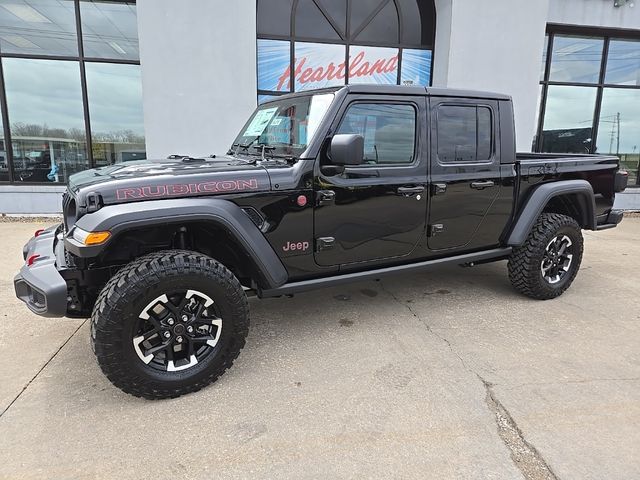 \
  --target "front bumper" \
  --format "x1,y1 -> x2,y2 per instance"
14,224 -> 69,317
